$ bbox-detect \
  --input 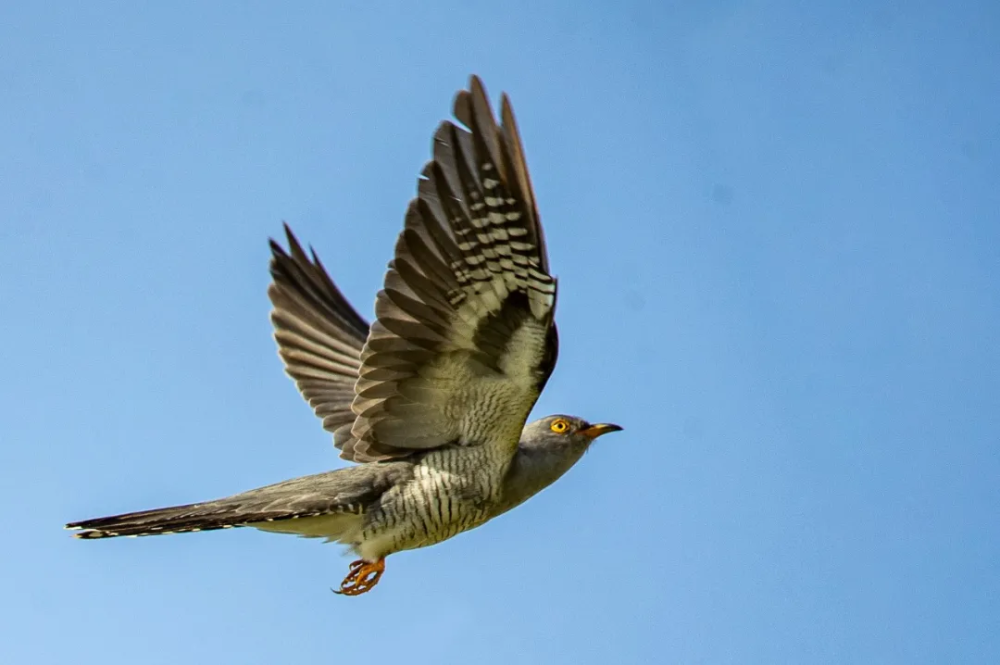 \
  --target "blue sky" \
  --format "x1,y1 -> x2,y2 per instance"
2,1 -> 998,663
